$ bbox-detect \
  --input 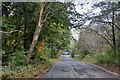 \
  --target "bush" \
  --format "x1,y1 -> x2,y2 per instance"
9,50 -> 26,67
96,48 -> 118,65
34,45 -> 51,63
97,52 -> 110,64
71,50 -> 75,58
83,54 -> 97,63
115,51 -> 120,66
116,32 -> 120,66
